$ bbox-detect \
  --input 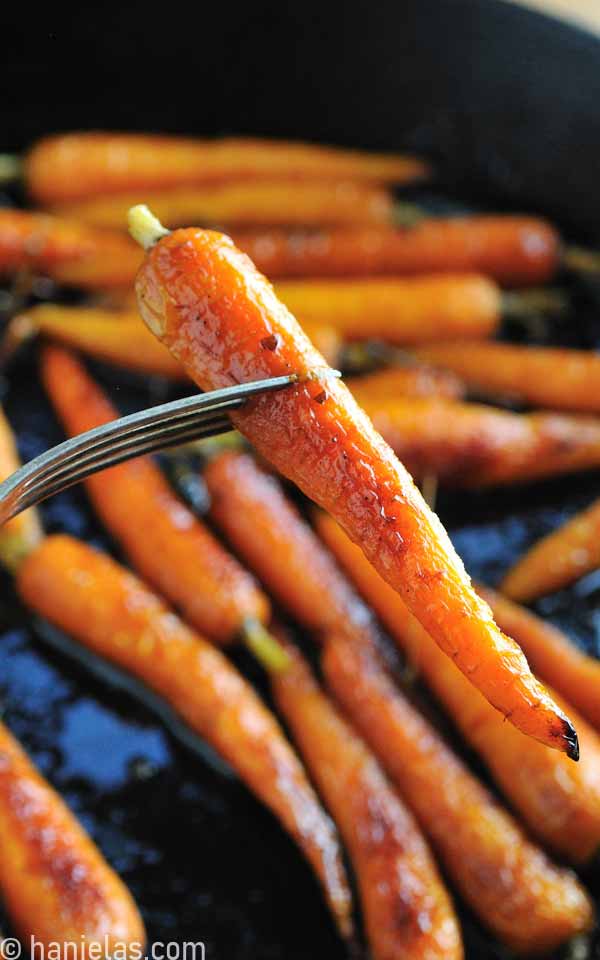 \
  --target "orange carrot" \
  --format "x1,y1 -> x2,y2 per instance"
271,642 -> 461,960
41,346 -> 268,646
0,717 -> 145,953
132,213 -> 576,756
0,408 -> 43,571
316,513 -> 600,862
502,497 -> 600,601
230,216 -> 561,284
25,132 -> 428,203
0,209 -> 142,289
347,365 -> 466,402
360,395 -> 600,487
414,341 -> 600,413
323,631 -> 594,954
479,584 -> 600,731
16,534 -> 353,937
54,180 -> 395,229
276,275 -> 501,342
